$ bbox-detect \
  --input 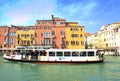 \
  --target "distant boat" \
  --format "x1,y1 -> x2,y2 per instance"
3,47 -> 105,64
